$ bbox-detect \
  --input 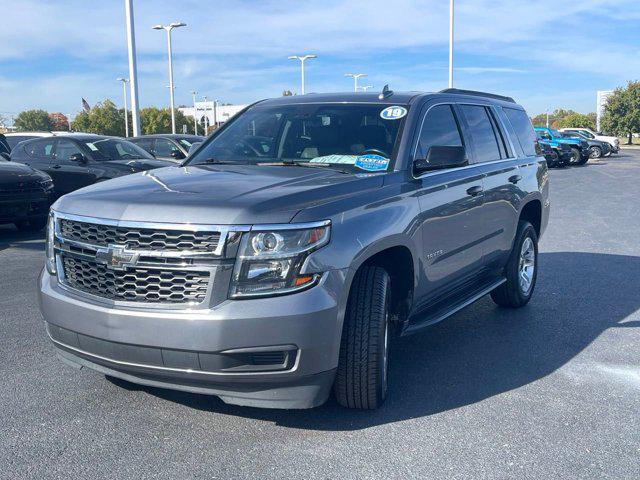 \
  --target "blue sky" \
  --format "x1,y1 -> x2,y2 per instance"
1,0 -> 639,121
